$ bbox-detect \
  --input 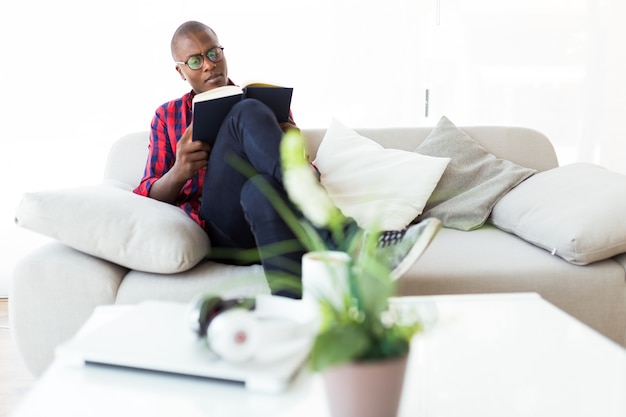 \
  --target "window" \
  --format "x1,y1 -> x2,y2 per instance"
2,0 -> 623,295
